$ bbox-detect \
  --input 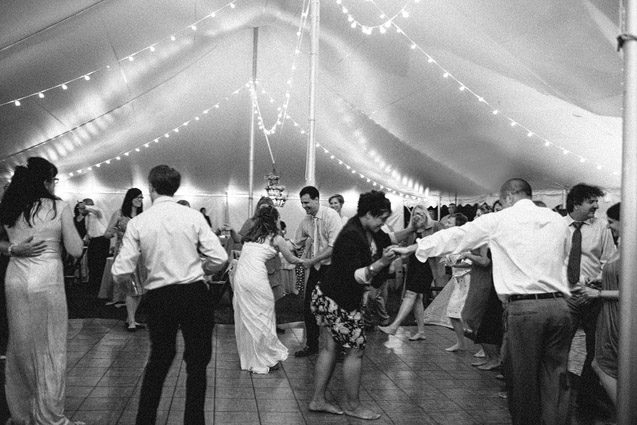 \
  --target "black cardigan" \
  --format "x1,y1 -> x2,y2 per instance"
319,216 -> 392,312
